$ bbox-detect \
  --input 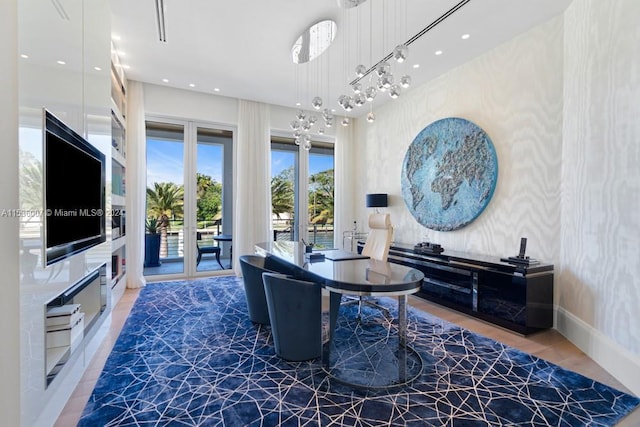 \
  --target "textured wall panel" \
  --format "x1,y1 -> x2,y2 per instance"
354,16 -> 564,264
561,0 -> 640,355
